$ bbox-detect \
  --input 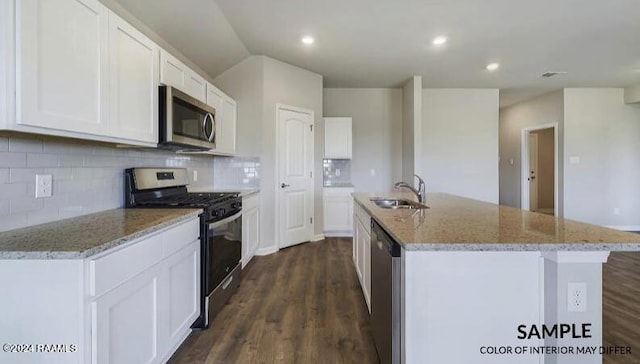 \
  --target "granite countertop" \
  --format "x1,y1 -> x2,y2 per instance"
323,182 -> 354,188
0,209 -> 202,259
353,192 -> 640,251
